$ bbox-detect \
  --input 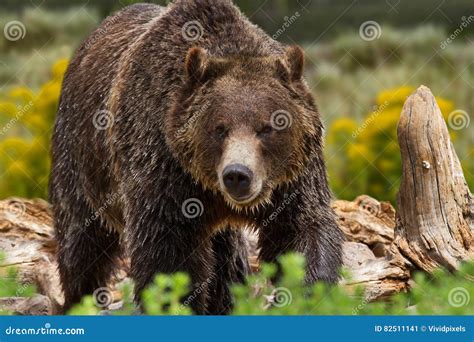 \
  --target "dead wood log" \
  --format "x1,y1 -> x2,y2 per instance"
395,85 -> 474,272
1,196 -> 405,312
0,198 -> 62,314
0,295 -> 52,315
334,198 -> 411,300
333,195 -> 396,257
